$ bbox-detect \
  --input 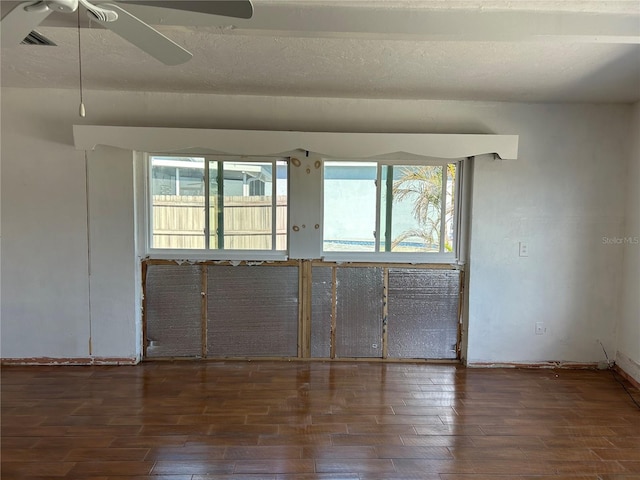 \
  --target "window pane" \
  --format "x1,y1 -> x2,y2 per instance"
151,156 -> 205,249
276,161 -> 288,251
223,161 -> 274,250
324,162 -> 377,252
209,161 -> 220,249
445,164 -> 457,253
380,165 -> 390,251
386,165 -> 444,253
152,156 -> 287,253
